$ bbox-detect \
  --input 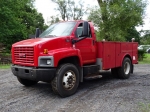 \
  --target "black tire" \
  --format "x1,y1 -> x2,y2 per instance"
118,57 -> 131,79
17,77 -> 38,87
51,63 -> 79,97
111,68 -> 119,78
